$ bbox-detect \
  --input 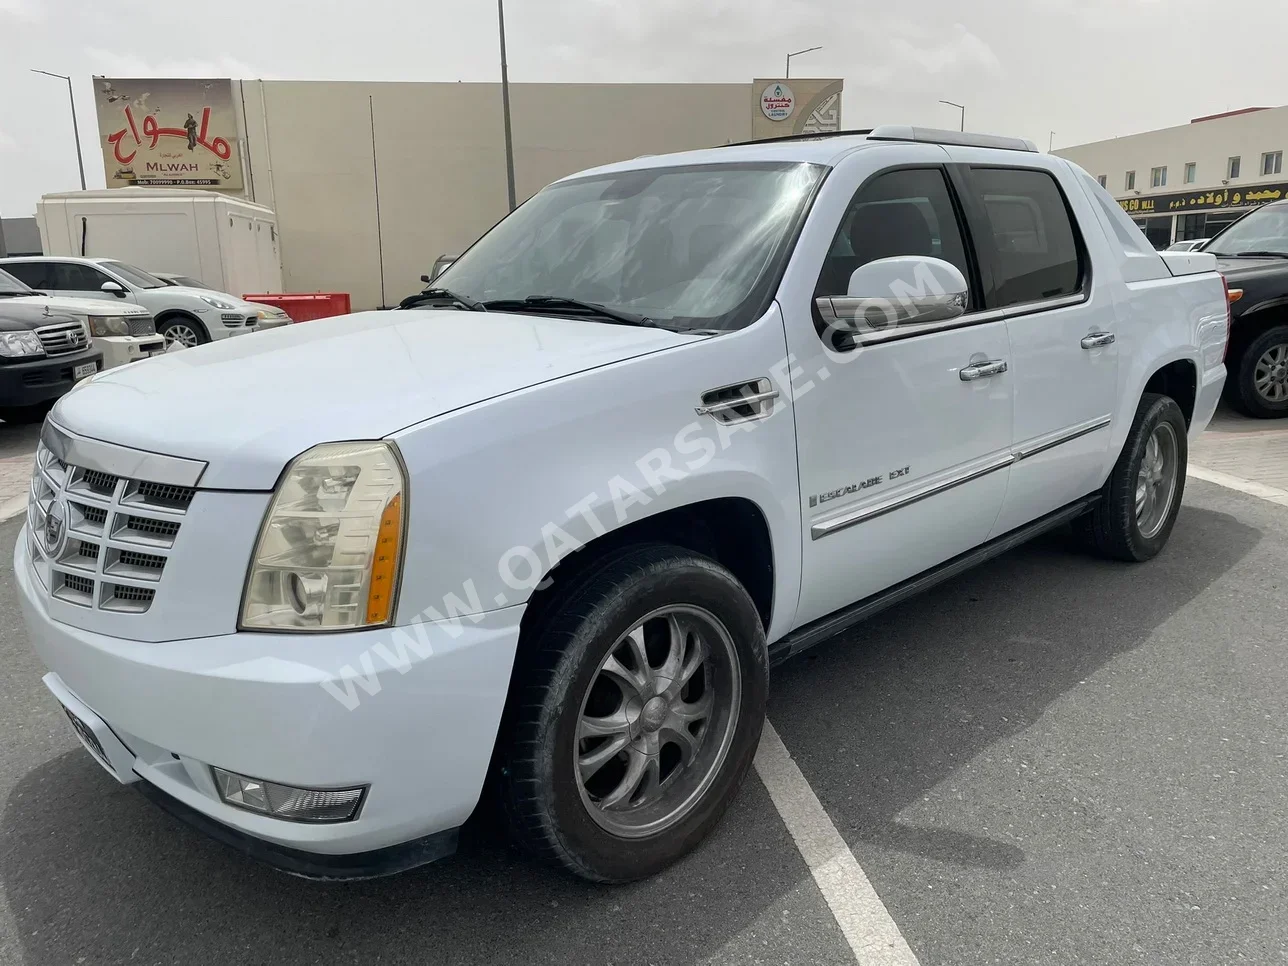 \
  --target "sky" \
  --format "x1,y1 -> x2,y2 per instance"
1,0 -> 1285,217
